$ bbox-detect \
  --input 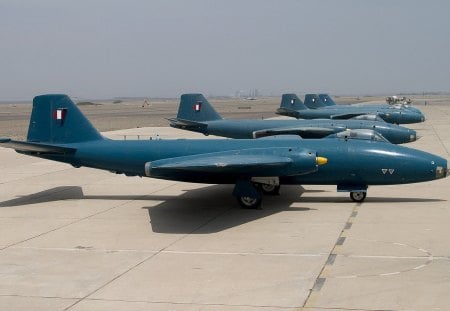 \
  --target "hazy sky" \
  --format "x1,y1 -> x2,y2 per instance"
1,0 -> 450,100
